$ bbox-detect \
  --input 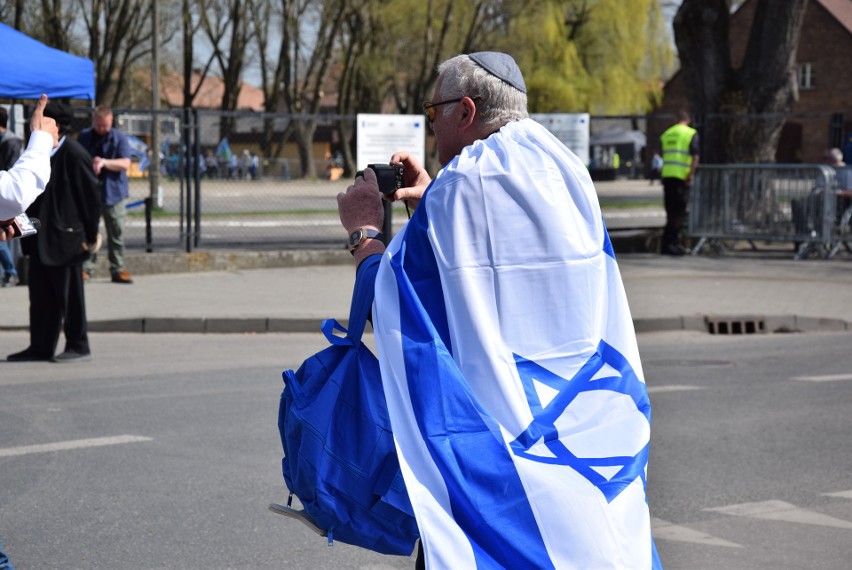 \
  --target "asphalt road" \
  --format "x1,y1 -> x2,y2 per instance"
2,329 -> 850,569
